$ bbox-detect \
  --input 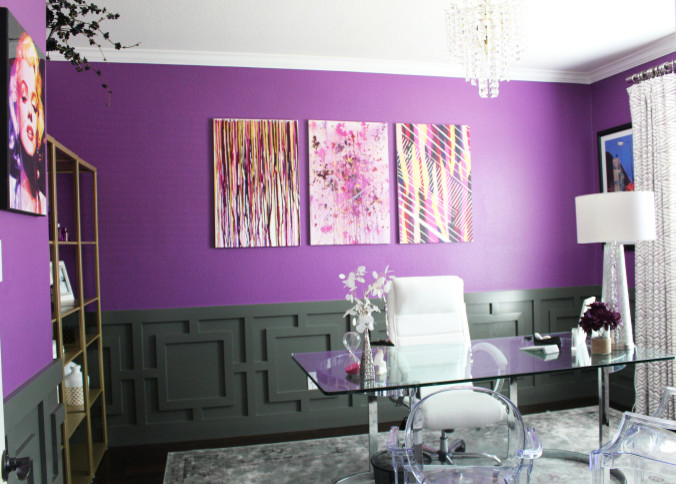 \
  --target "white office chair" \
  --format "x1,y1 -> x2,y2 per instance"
387,275 -> 508,464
